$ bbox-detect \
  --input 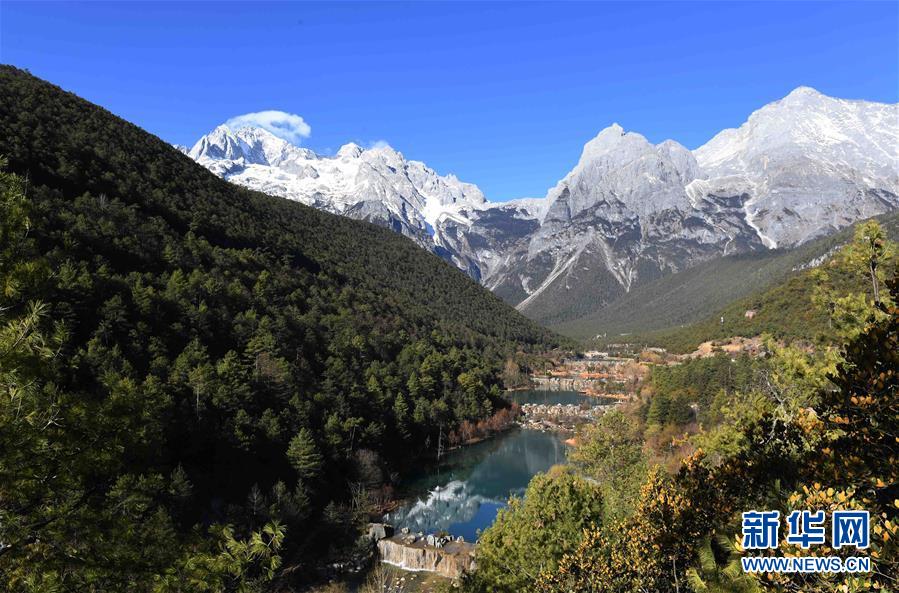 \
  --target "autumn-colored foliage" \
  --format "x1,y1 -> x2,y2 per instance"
447,403 -> 521,447
483,228 -> 898,593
